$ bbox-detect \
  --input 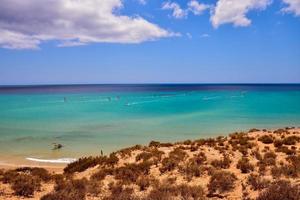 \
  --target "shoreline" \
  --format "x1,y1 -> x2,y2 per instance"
1,126 -> 299,169
0,126 -> 300,172
1,127 -> 300,200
